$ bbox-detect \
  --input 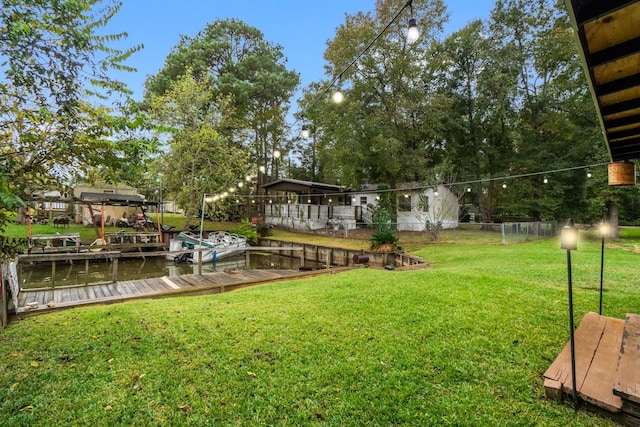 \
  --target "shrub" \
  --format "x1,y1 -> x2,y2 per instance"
255,222 -> 273,238
230,219 -> 258,245
370,228 -> 398,250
